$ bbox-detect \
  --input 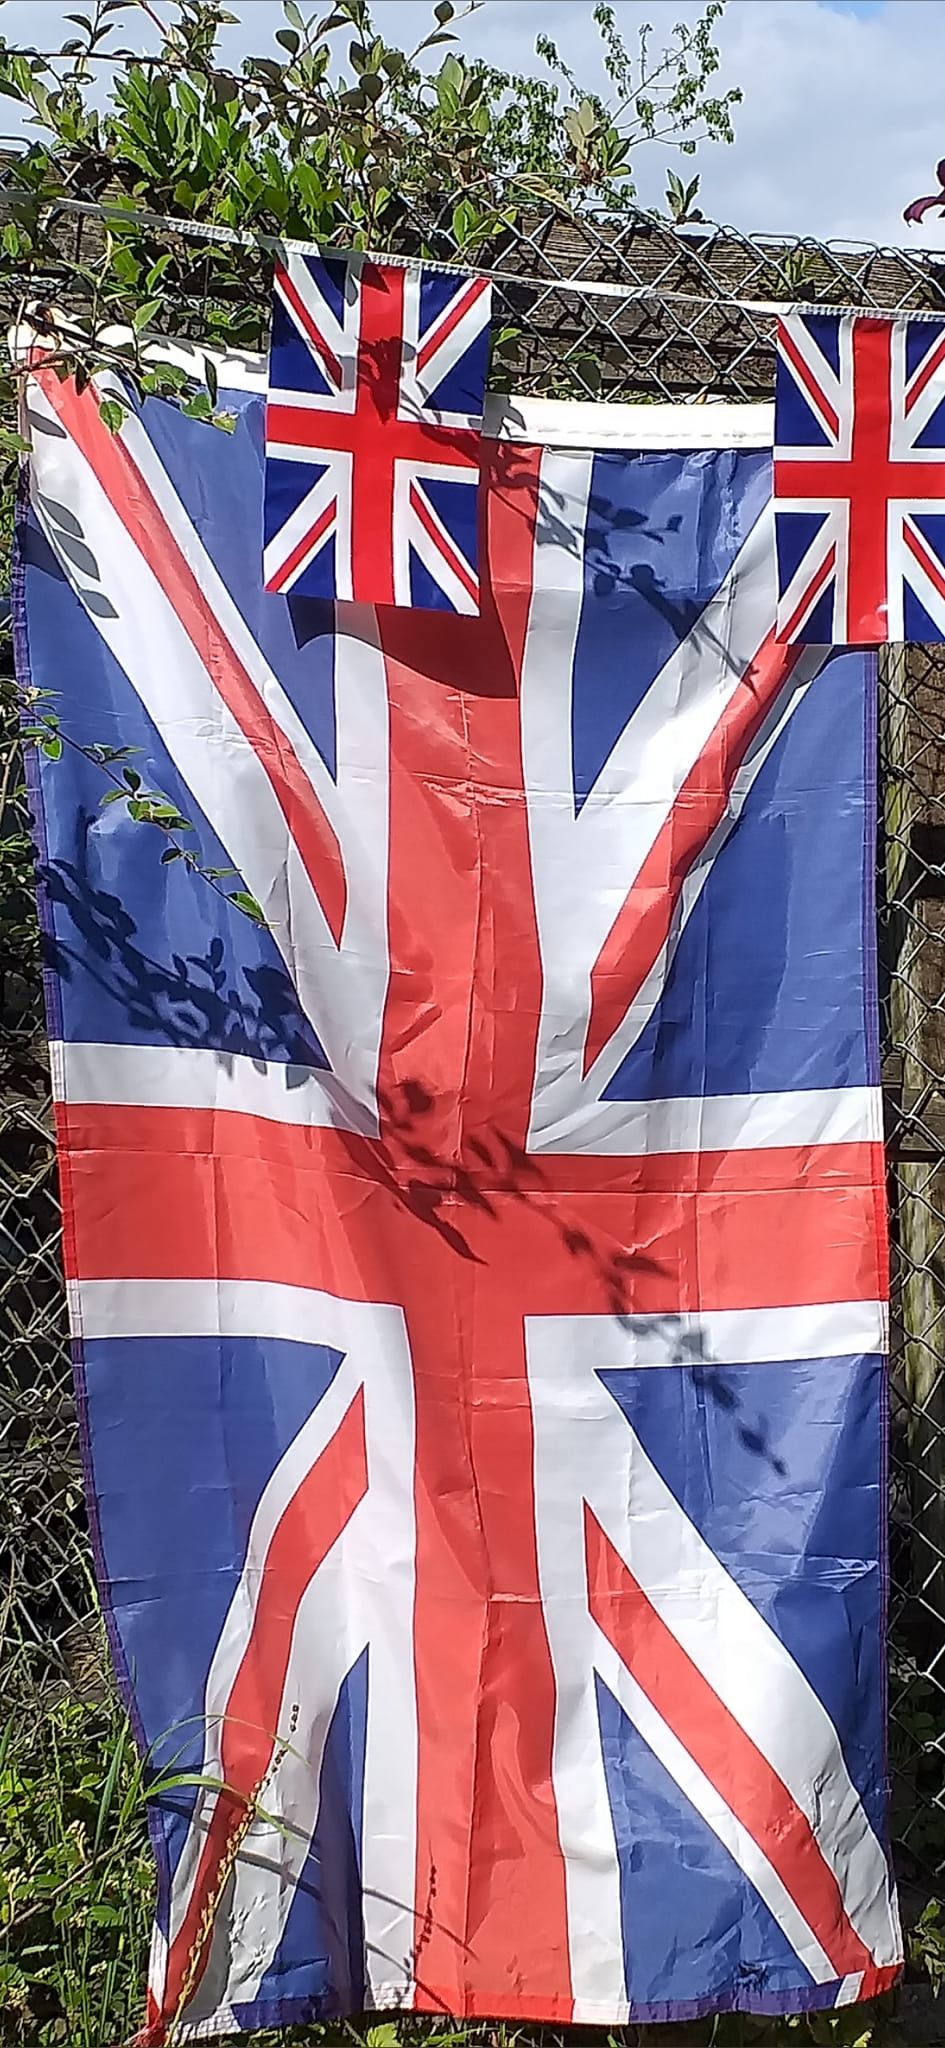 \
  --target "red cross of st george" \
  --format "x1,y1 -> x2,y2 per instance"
266,261 -> 481,605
